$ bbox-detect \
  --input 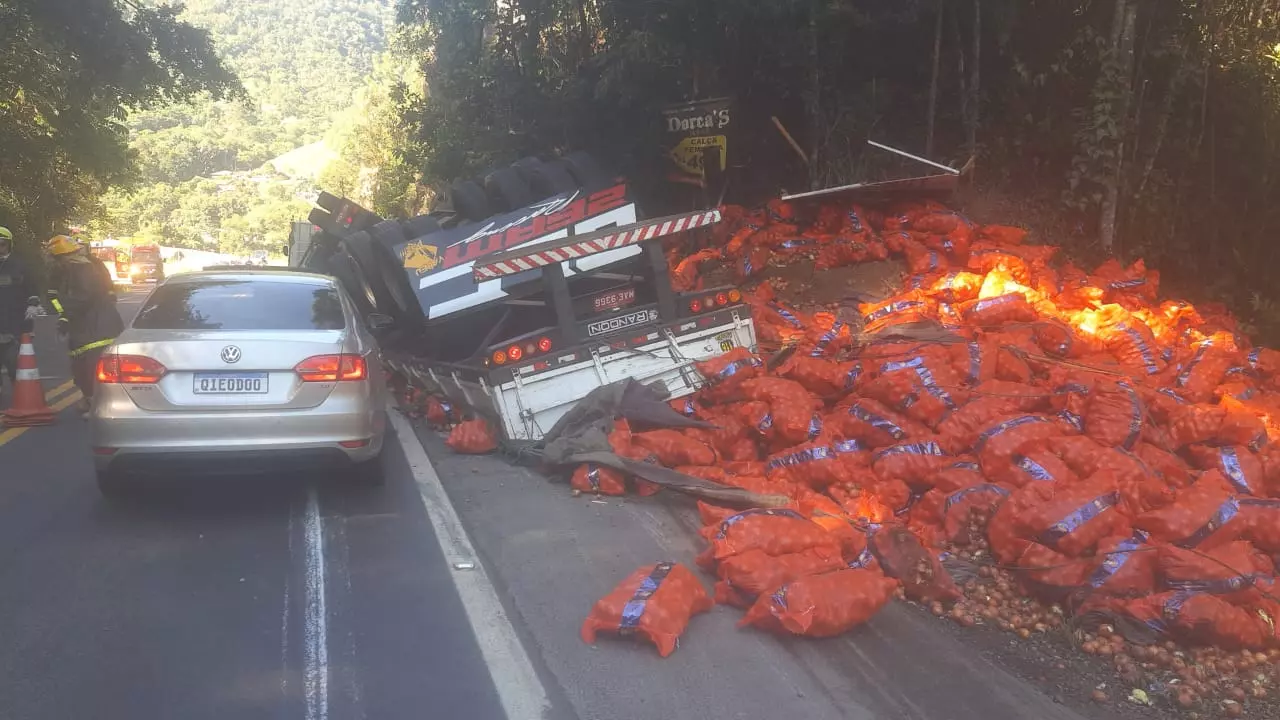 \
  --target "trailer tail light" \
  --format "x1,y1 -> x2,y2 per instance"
296,354 -> 368,382
97,354 -> 167,384
492,350 -> 508,365
507,344 -> 524,362
689,298 -> 703,313
728,289 -> 742,303
537,336 -> 553,353
715,292 -> 729,306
